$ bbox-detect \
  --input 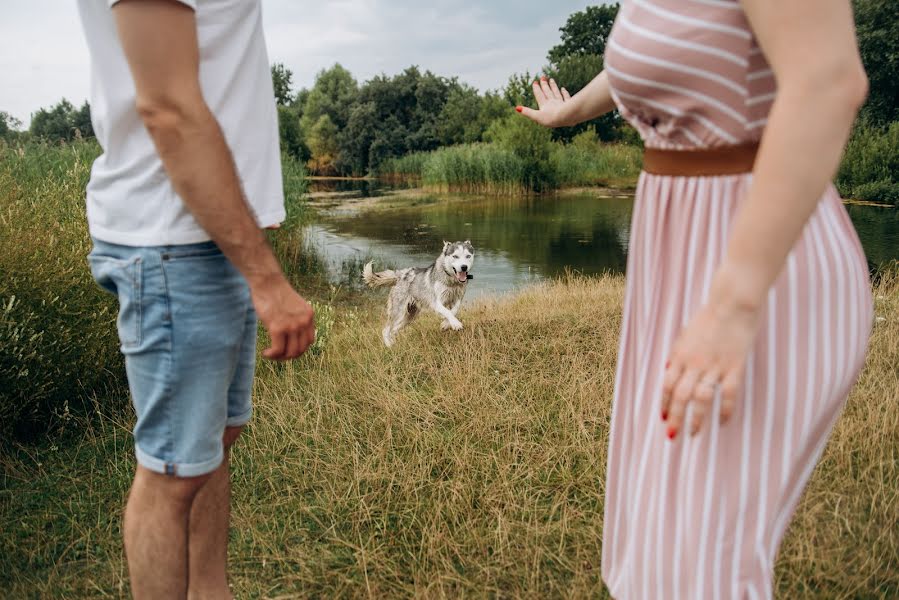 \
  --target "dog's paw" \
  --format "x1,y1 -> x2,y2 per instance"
449,320 -> 464,332
441,320 -> 453,331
